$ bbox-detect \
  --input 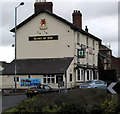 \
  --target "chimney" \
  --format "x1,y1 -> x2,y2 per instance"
72,10 -> 82,29
85,26 -> 88,32
34,2 -> 53,13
